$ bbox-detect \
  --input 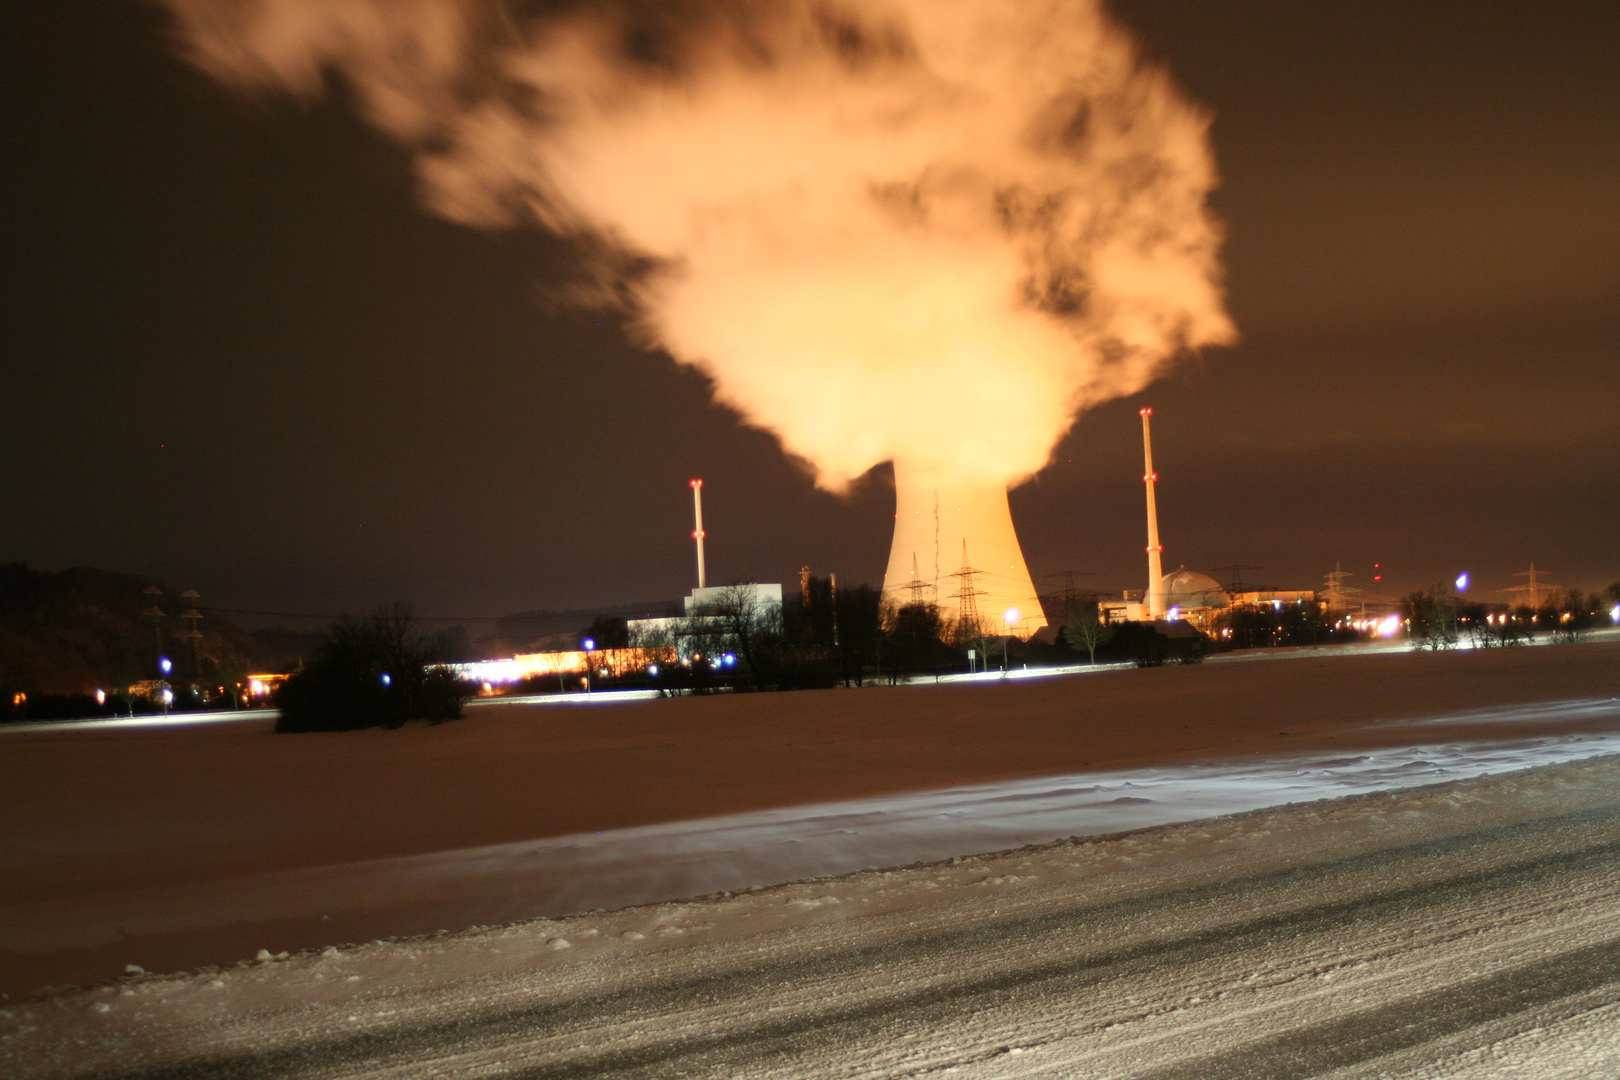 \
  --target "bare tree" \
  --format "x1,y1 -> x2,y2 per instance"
1405,583 -> 1459,650
276,603 -> 467,732
1063,602 -> 1116,663
1465,605 -> 1525,649
1550,587 -> 1591,645
711,583 -> 782,691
